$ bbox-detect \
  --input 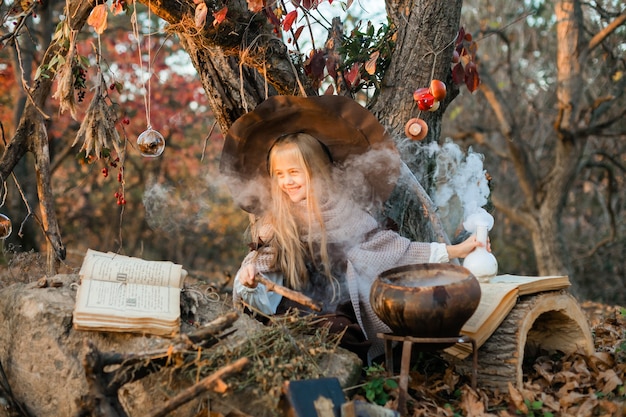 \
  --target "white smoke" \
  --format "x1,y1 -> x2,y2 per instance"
421,138 -> 492,236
